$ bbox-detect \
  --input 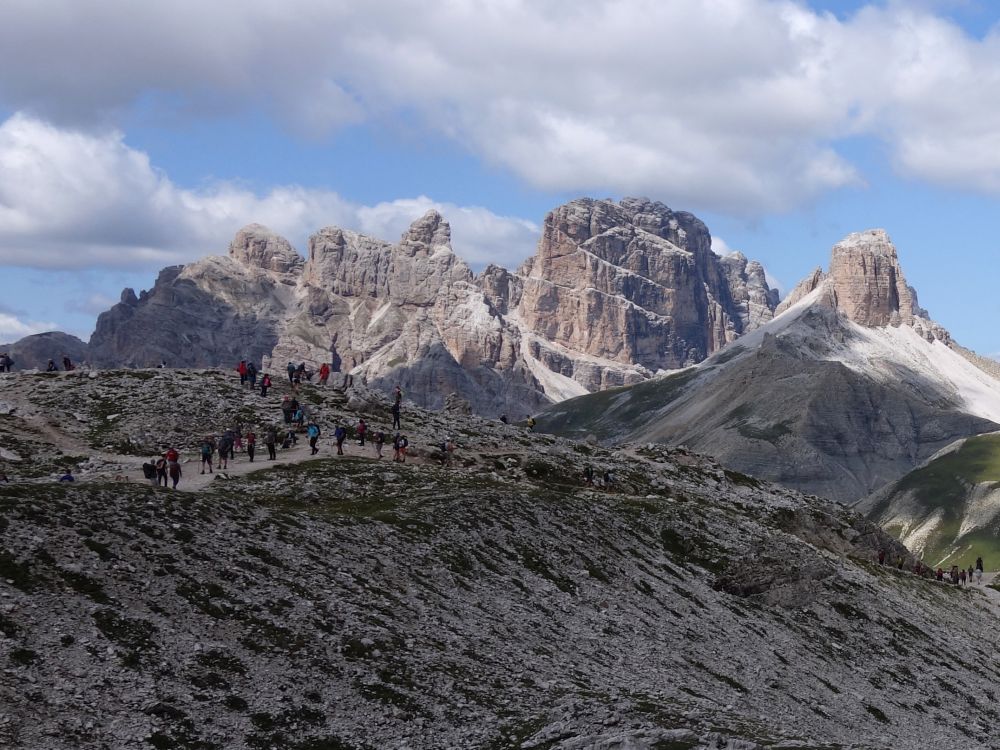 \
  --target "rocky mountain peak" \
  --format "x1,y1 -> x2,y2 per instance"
827,228 -> 917,328
227,223 -> 303,274
400,210 -> 452,255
